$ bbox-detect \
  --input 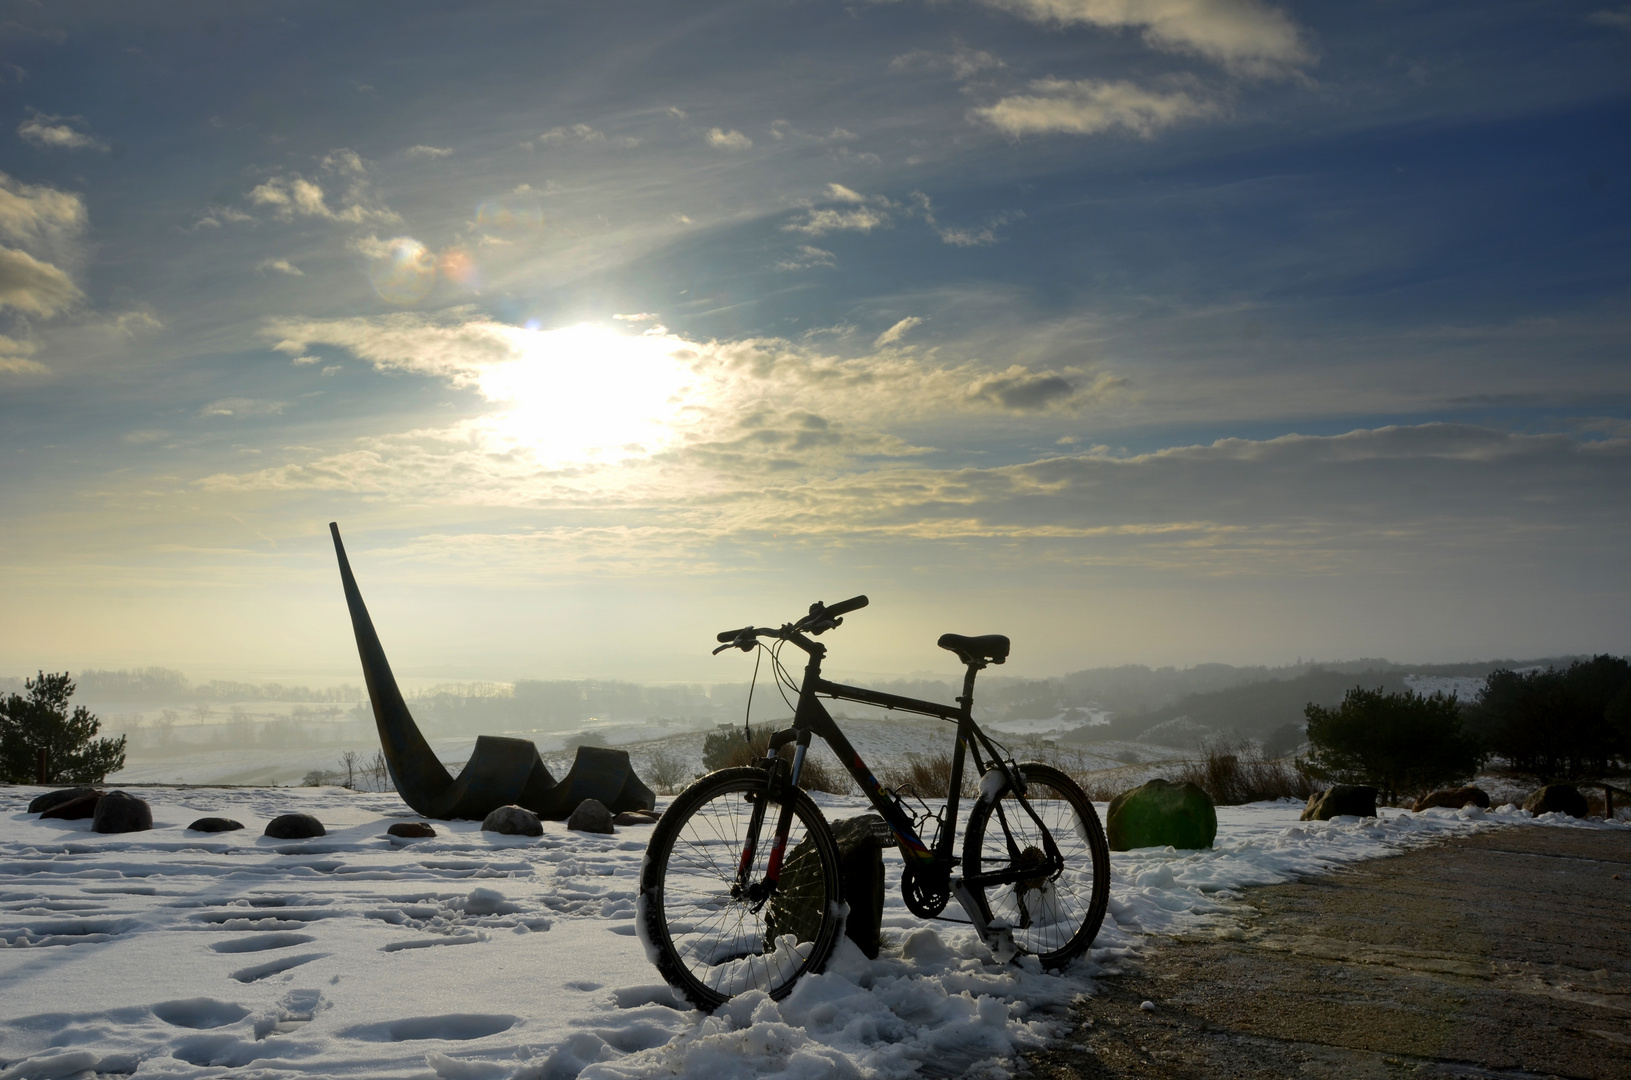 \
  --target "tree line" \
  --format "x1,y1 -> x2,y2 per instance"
1302,655 -> 1631,800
